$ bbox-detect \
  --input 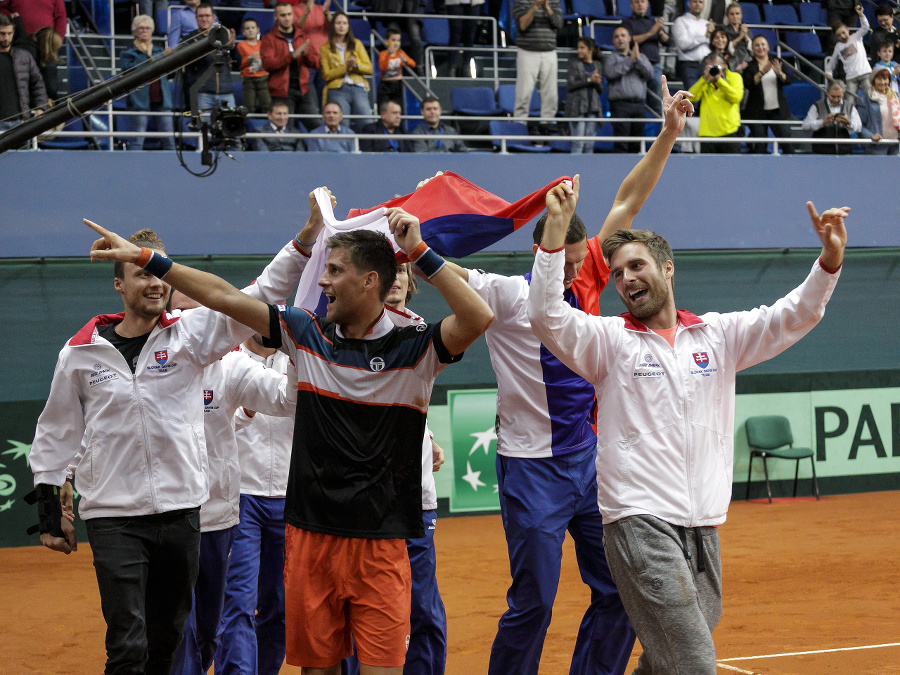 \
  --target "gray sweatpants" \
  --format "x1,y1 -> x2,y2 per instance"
603,515 -> 722,675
